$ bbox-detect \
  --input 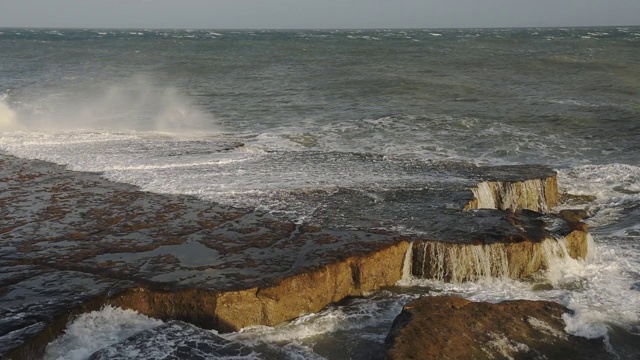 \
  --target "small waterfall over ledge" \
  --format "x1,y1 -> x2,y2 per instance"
401,241 -> 414,282
412,241 -> 509,282
409,234 -> 590,283
403,173 -> 589,283
465,176 -> 559,213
